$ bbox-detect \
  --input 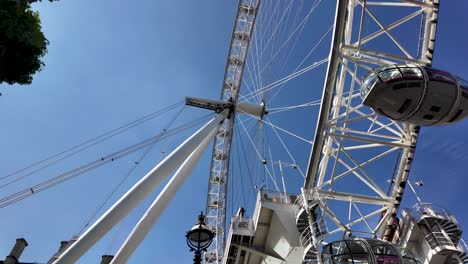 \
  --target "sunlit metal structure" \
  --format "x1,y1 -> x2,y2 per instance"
361,64 -> 468,125
295,0 -> 459,262
203,1 -> 261,263
5,0 -> 466,263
